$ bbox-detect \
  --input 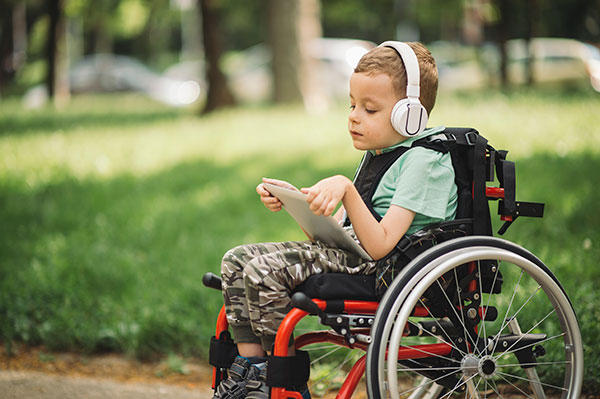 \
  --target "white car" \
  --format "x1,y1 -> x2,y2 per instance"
24,54 -> 201,108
